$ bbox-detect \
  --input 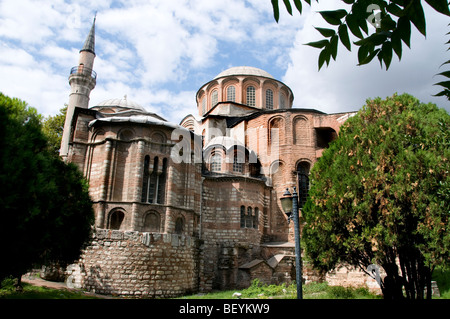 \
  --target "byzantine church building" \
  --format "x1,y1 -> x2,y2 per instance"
60,18 -> 361,297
